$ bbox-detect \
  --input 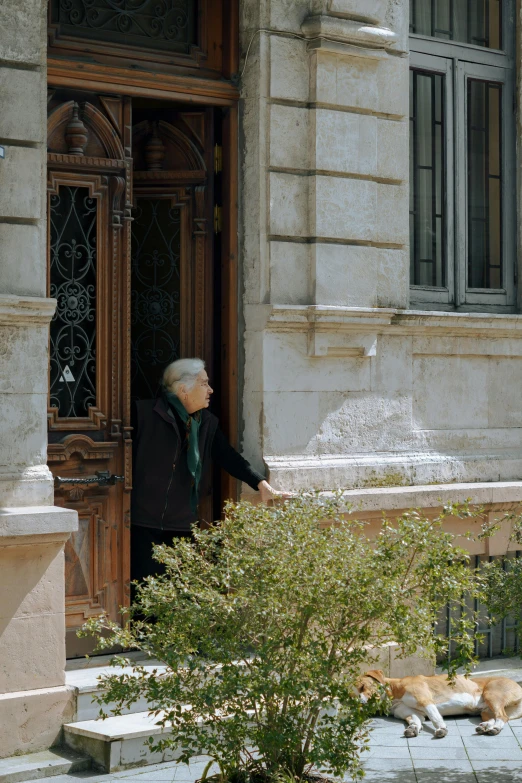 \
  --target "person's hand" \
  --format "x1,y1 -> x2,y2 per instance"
257,480 -> 291,504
